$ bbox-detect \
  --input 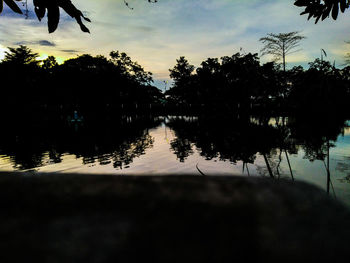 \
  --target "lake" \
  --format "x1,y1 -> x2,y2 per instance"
0,115 -> 349,206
